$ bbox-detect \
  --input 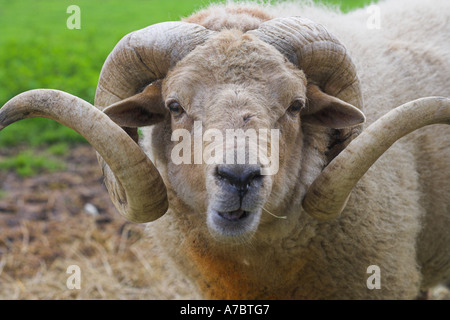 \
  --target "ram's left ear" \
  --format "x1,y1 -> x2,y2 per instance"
103,80 -> 167,128
302,84 -> 366,129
